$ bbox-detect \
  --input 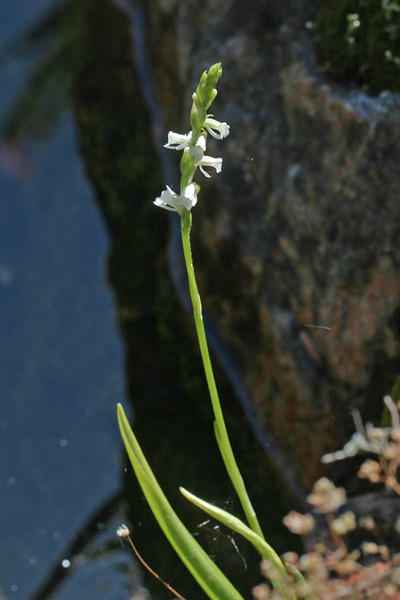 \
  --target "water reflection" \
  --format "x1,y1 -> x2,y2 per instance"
0,2 -> 129,598
0,109 -> 130,598
2,0 -> 83,143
